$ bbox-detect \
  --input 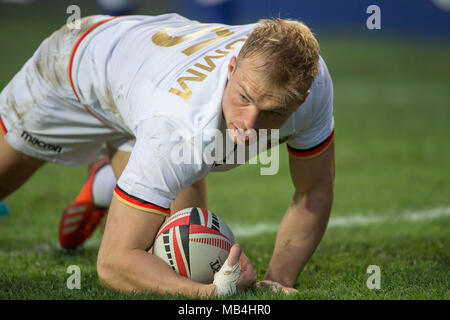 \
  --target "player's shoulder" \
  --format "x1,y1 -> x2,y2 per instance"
306,55 -> 334,111
312,55 -> 332,90
282,55 -> 333,135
